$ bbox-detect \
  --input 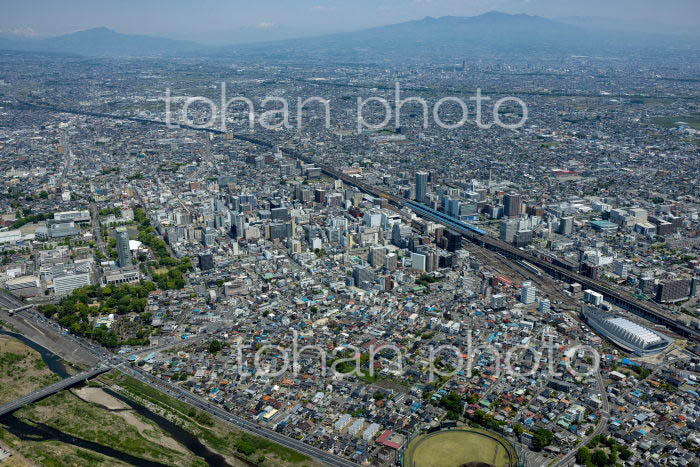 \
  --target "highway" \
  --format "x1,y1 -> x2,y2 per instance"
125,366 -> 357,467
2,307 -> 356,466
